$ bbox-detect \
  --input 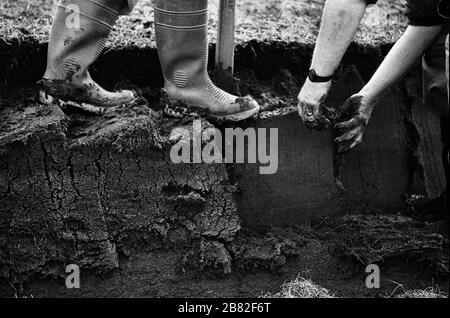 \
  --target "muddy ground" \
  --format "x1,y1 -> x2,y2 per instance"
0,0 -> 448,298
